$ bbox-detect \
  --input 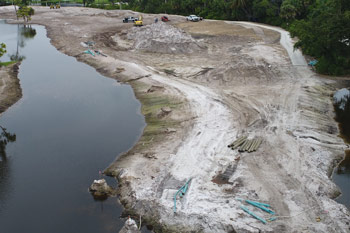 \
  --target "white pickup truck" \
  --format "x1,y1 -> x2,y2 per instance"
123,16 -> 138,23
186,15 -> 200,22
